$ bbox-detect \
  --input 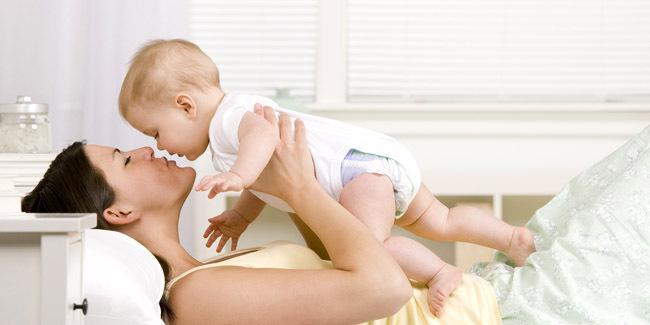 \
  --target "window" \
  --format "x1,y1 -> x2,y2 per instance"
189,0 -> 318,101
189,0 -> 650,106
348,0 -> 650,103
